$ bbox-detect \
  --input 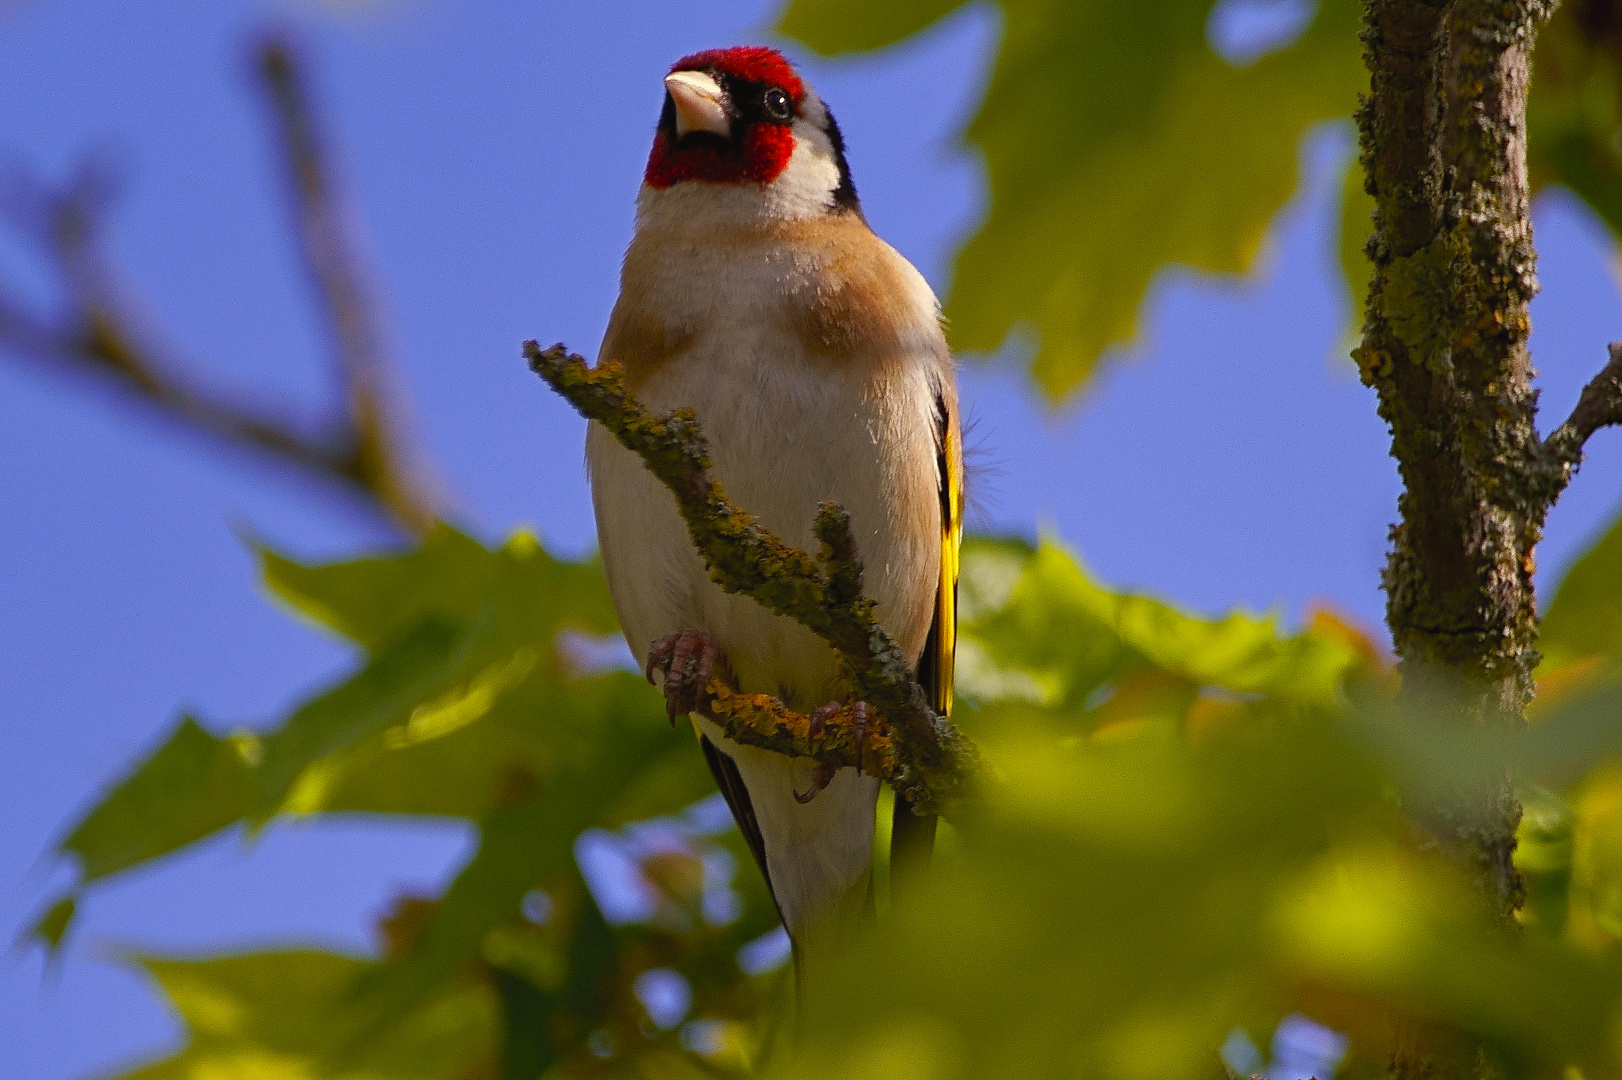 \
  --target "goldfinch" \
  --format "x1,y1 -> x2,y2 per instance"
585,46 -> 961,953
